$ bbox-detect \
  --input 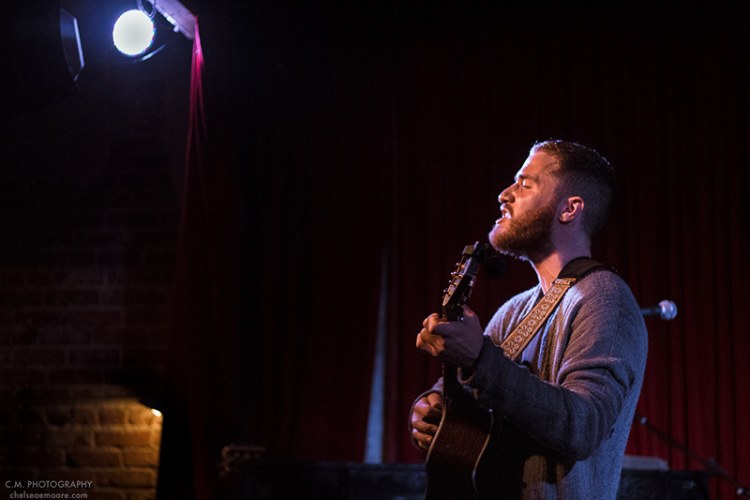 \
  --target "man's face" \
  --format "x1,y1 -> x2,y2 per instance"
488,151 -> 562,261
